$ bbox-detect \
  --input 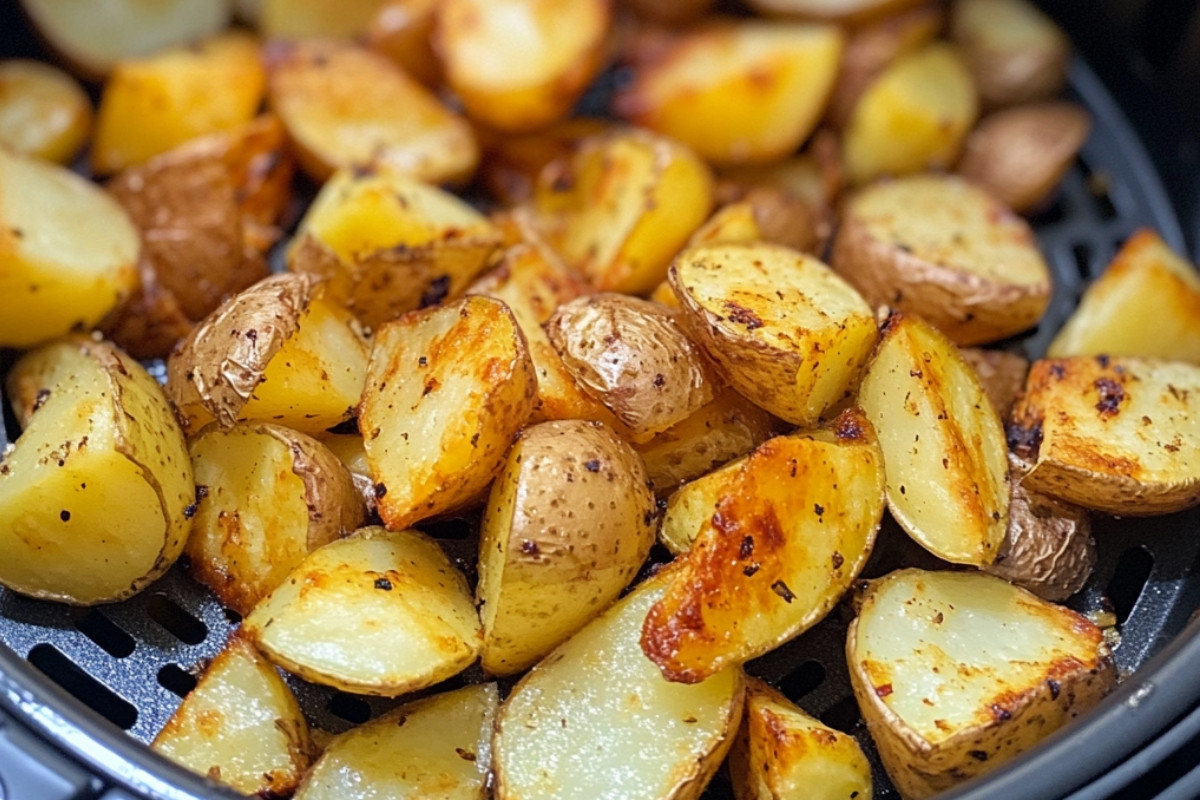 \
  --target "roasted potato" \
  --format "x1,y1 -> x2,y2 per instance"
848,569 -> 1115,799
1009,356 -> 1200,515
258,0 -> 387,38
436,0 -> 612,133
1048,229 -> 1200,364
0,59 -> 92,164
296,683 -> 496,800
857,313 -> 1011,566
477,419 -> 656,675
242,526 -> 482,696
669,242 -> 877,427
743,0 -> 926,24
833,173 -> 1053,345
266,38 -> 478,184
642,410 -> 886,684
0,336 -> 193,605
728,677 -> 873,800
658,455 -> 745,555
166,273 -> 370,436
364,0 -> 441,87
615,20 -> 843,165
949,0 -> 1070,109
0,147 -> 140,348
186,423 -> 365,616
316,431 -> 376,513
288,166 -> 503,329
494,574 -> 746,800
152,636 -> 312,796
359,295 -> 537,530
476,117 -> 612,206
